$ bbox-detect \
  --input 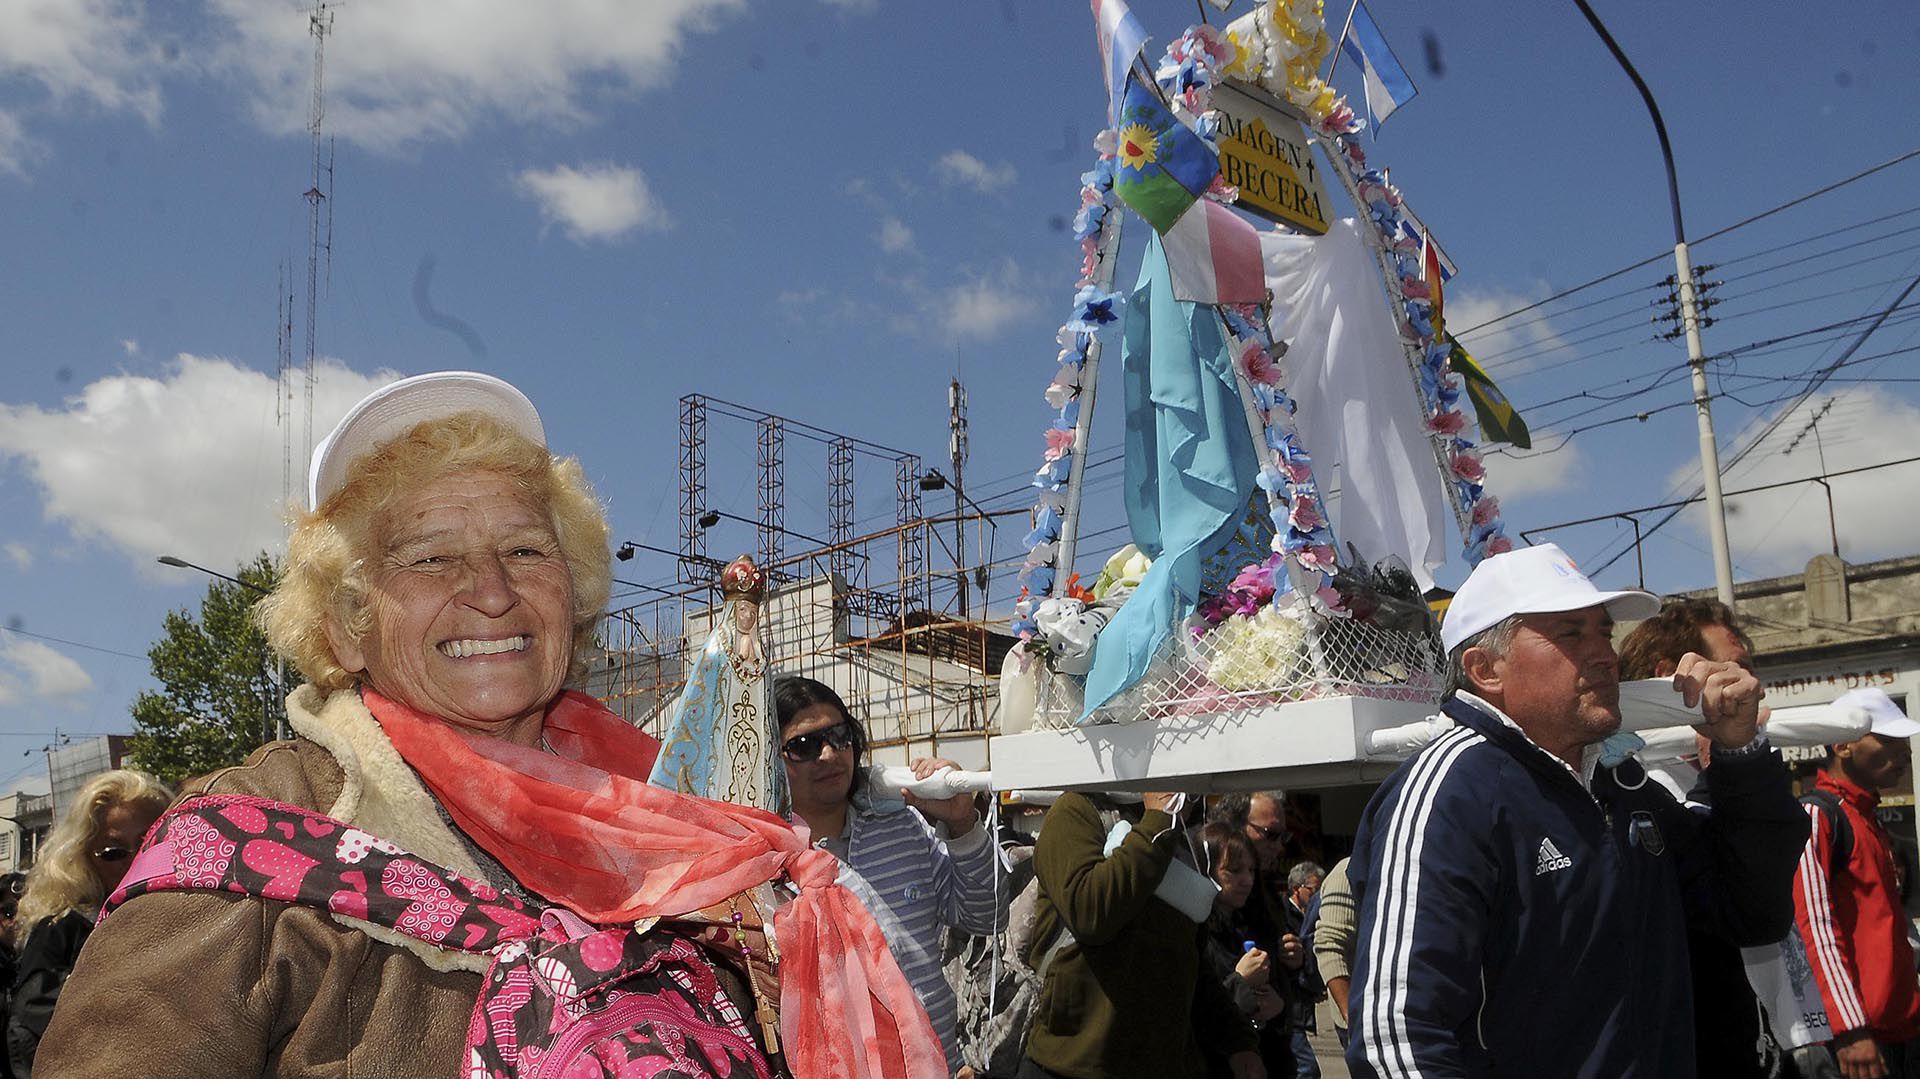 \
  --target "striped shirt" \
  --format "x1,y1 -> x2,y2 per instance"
817,798 -> 1005,1072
